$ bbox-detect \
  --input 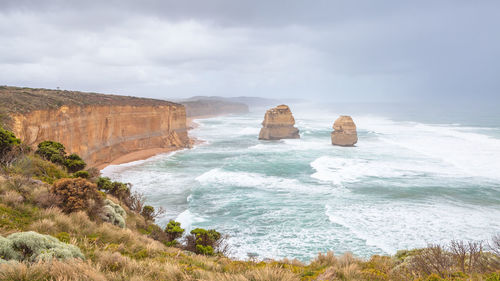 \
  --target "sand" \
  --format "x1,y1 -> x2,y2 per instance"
98,115 -> 215,170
